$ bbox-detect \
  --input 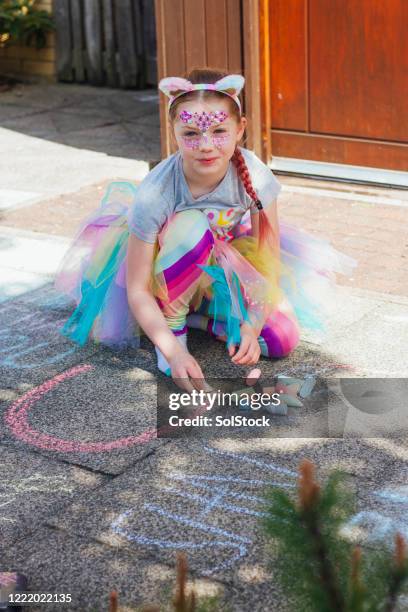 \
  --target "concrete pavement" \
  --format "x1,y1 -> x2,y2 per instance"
1,82 -> 408,611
